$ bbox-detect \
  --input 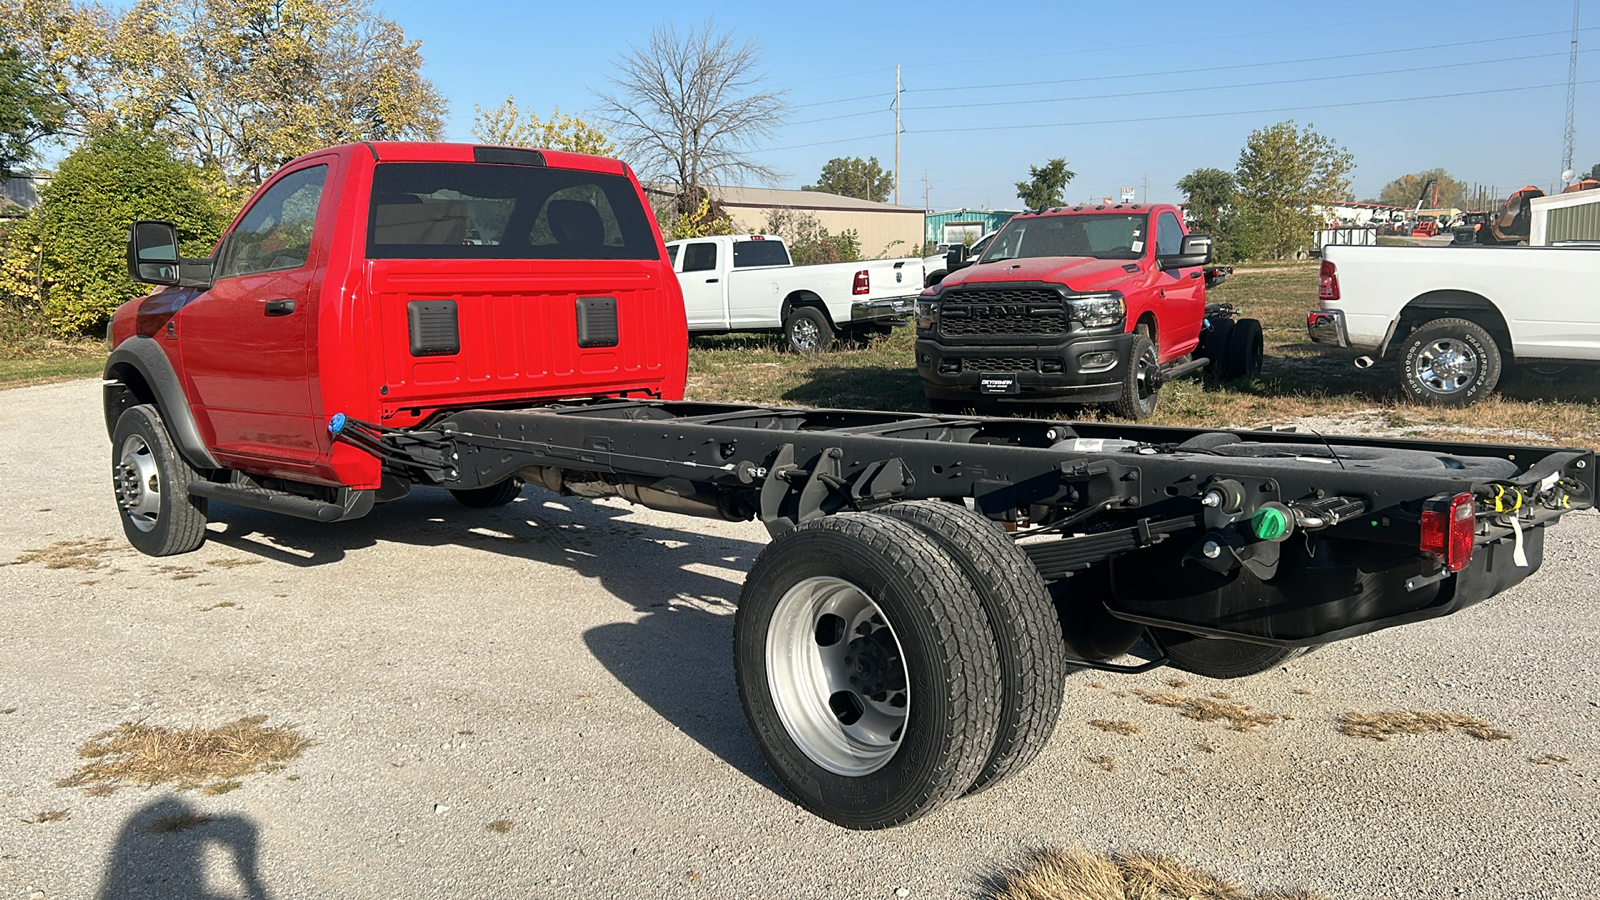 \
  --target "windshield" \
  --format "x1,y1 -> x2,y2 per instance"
980,213 -> 1149,263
